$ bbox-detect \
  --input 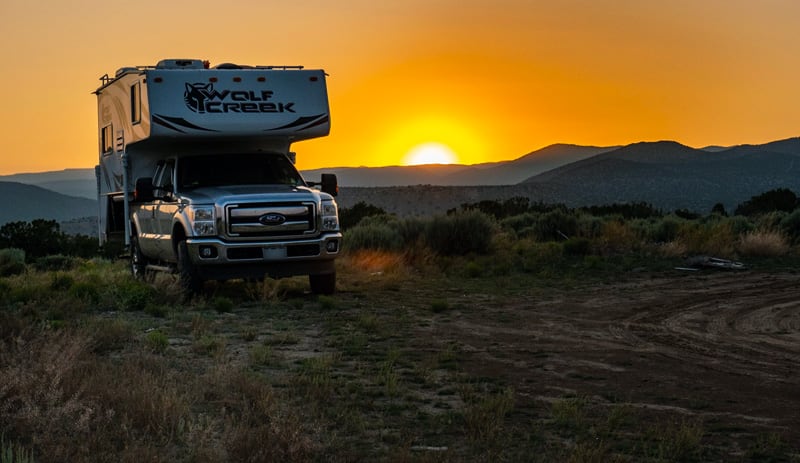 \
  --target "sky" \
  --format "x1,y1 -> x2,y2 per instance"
1,0 -> 799,175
